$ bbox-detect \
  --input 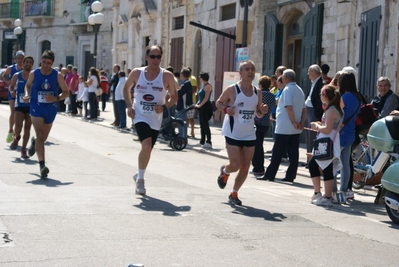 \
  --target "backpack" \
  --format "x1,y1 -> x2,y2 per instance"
355,103 -> 378,135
